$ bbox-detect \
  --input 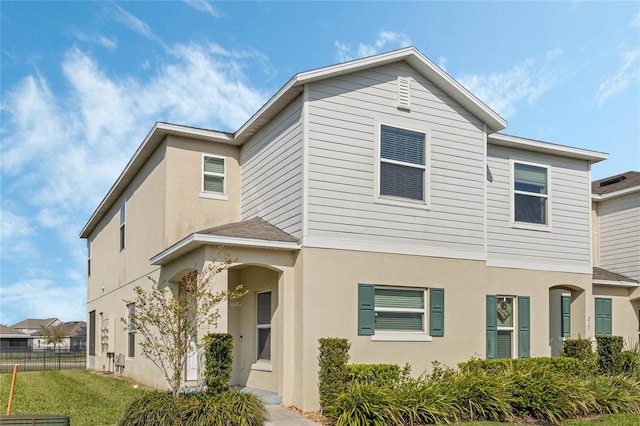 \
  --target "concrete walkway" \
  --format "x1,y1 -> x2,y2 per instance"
265,405 -> 319,425
239,386 -> 318,425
